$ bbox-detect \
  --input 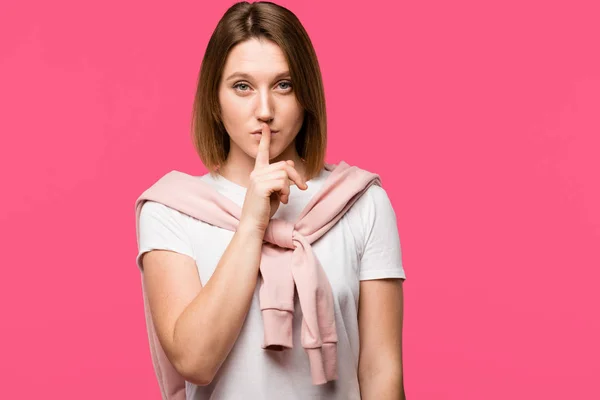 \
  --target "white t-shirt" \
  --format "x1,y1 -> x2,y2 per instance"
137,166 -> 406,400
